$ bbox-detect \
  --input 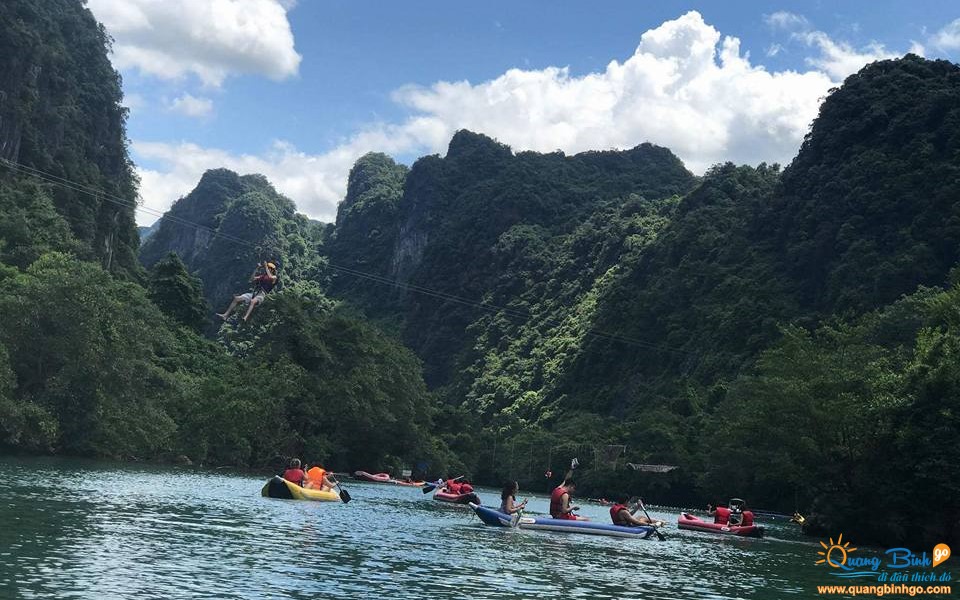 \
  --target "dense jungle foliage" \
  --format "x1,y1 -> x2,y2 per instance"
1,0 -> 957,548
0,0 -> 459,476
